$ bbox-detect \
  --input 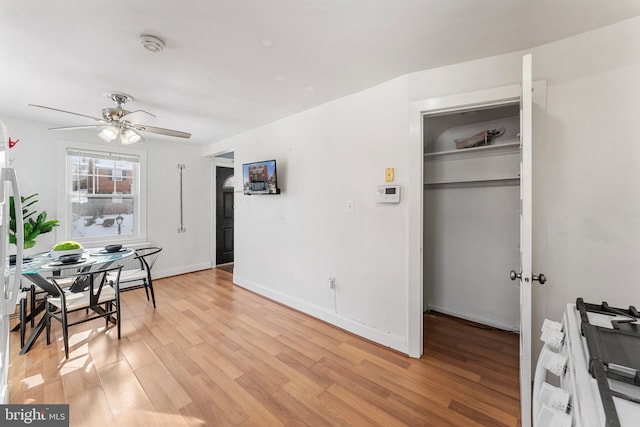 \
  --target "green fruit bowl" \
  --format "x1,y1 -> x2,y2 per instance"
51,241 -> 84,260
